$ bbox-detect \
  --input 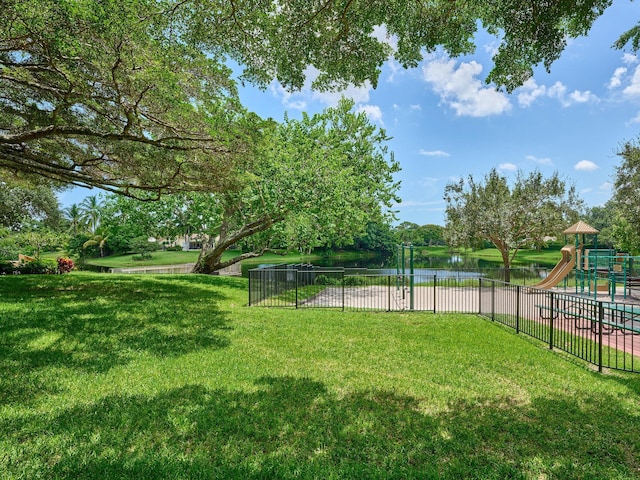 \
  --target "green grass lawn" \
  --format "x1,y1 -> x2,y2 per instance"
83,246 -> 563,270
457,247 -> 563,265
83,249 -> 380,270
2,273 -> 640,479
84,249 -> 326,269
83,249 -> 201,268
424,246 -> 563,268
